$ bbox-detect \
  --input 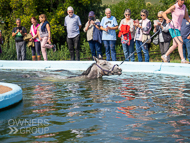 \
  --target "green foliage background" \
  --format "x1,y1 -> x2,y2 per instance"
0,0 -> 189,61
